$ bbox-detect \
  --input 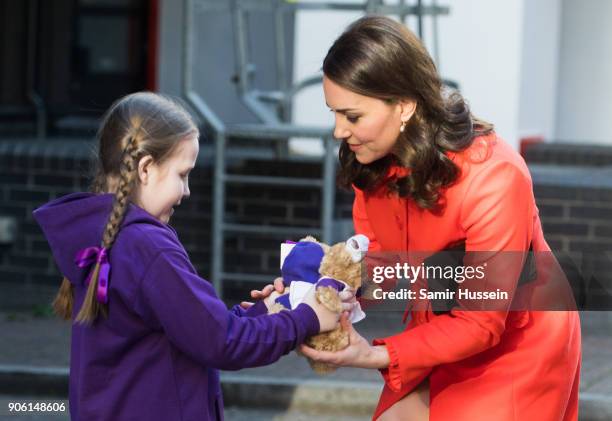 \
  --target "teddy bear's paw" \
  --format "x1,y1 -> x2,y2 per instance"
315,287 -> 343,313
305,329 -> 348,352
336,330 -> 349,349
313,328 -> 348,351
267,302 -> 287,314
302,330 -> 348,375
308,359 -> 338,375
